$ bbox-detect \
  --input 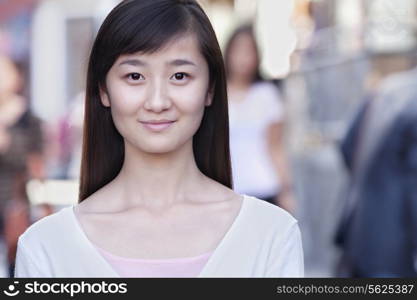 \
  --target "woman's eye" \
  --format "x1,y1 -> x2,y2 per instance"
127,73 -> 143,81
171,72 -> 188,81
